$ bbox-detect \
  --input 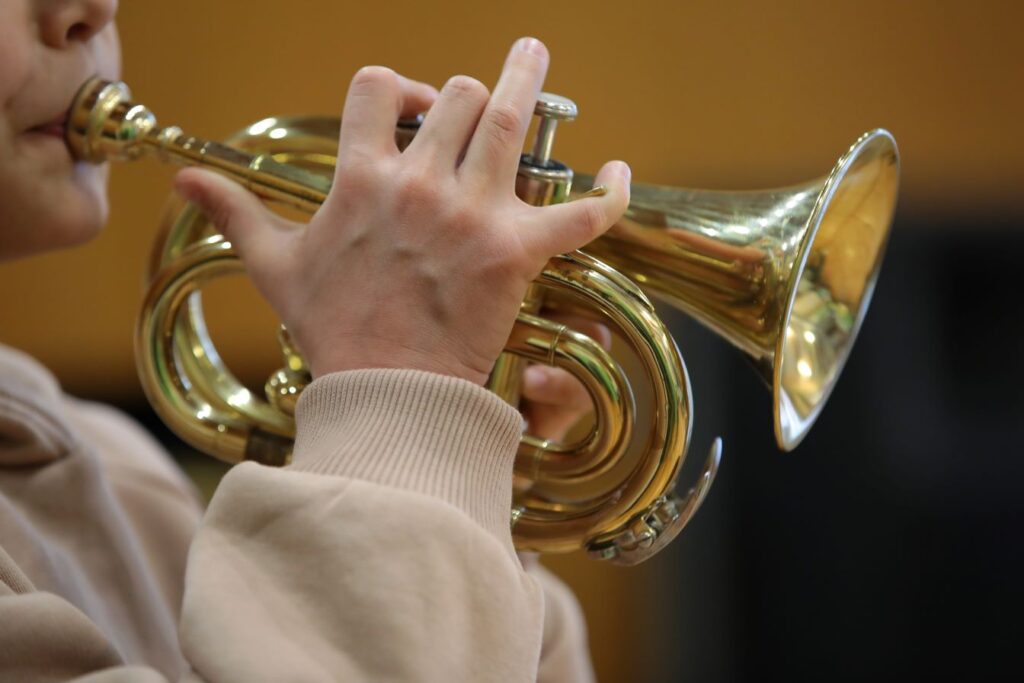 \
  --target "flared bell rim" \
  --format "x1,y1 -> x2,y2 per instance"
772,128 -> 901,451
